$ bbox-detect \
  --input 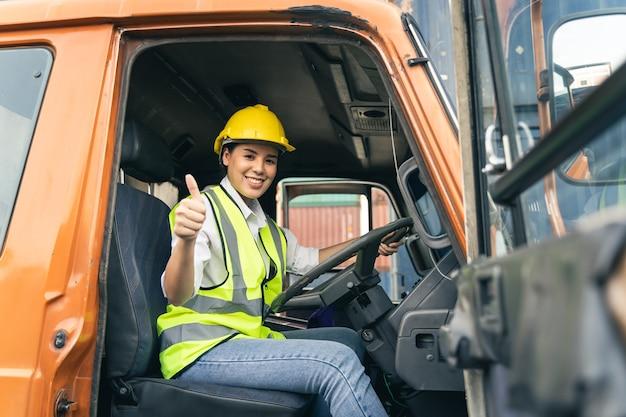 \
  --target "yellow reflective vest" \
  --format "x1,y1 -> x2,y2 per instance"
157,185 -> 287,379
